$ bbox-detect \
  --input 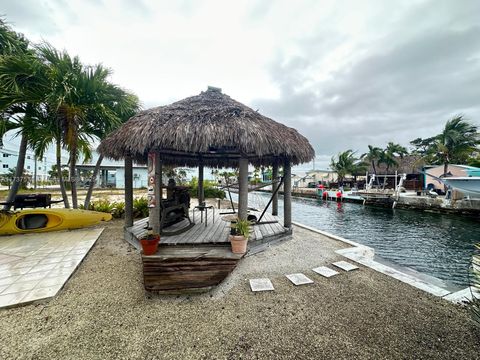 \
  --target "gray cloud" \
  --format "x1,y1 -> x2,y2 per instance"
1,0 -> 82,35
252,1 -> 480,166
